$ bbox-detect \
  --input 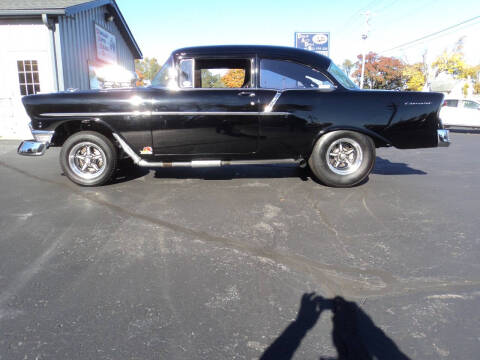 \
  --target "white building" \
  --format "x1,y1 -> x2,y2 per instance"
0,0 -> 142,139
